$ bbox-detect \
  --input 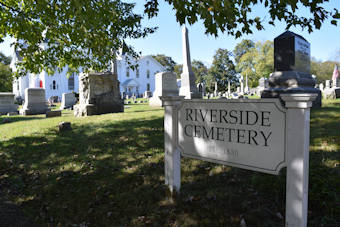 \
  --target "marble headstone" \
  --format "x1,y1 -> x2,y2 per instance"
0,93 -> 18,115
60,93 -> 77,110
20,88 -> 49,115
149,72 -> 178,107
